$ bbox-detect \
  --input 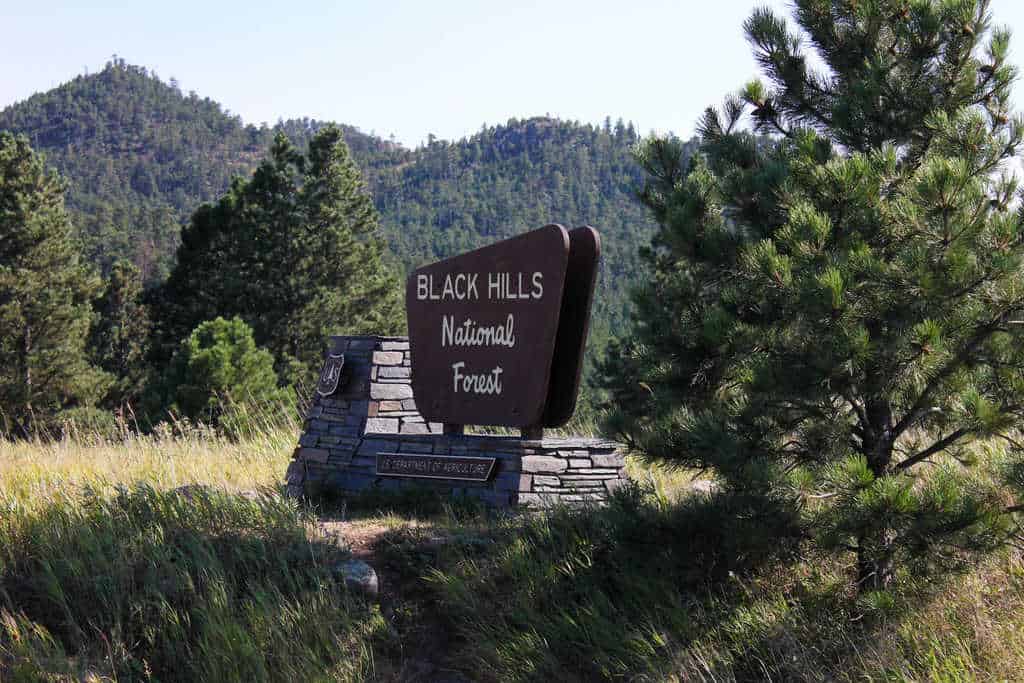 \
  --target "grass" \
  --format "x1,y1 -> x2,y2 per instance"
0,425 -> 395,682
1,426 -> 1023,681
0,423 -> 294,505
